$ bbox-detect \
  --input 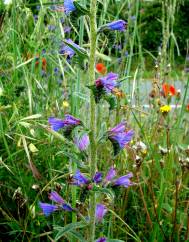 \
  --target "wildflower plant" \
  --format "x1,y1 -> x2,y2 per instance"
2,0 -> 188,241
